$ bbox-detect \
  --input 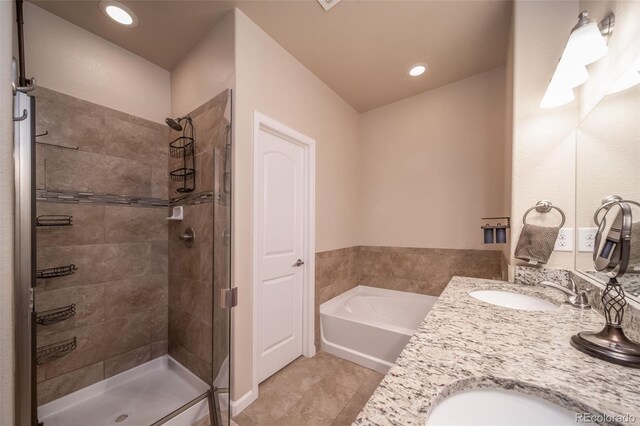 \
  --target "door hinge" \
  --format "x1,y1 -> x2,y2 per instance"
29,287 -> 35,312
221,287 -> 238,309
